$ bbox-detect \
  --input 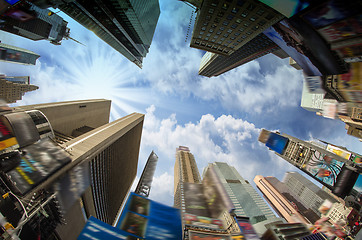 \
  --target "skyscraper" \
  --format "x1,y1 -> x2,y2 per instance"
189,0 -> 283,56
207,162 -> 283,235
41,0 -> 160,67
174,146 -> 201,208
258,129 -> 361,198
254,175 -> 310,224
0,75 -> 38,103
0,2 -> 69,45
0,42 -> 40,65
199,33 -> 280,77
10,99 -> 144,239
